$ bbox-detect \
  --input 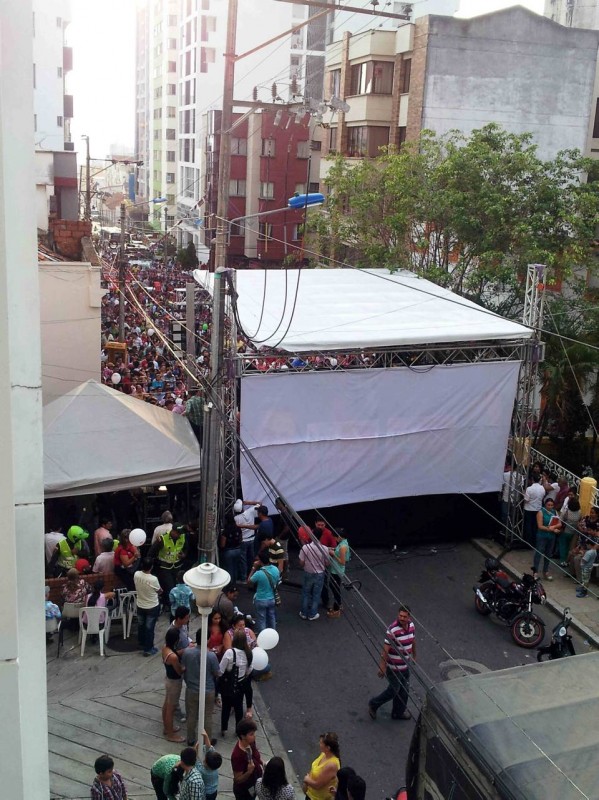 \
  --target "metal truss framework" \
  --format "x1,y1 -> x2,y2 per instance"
237,340 -> 528,376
